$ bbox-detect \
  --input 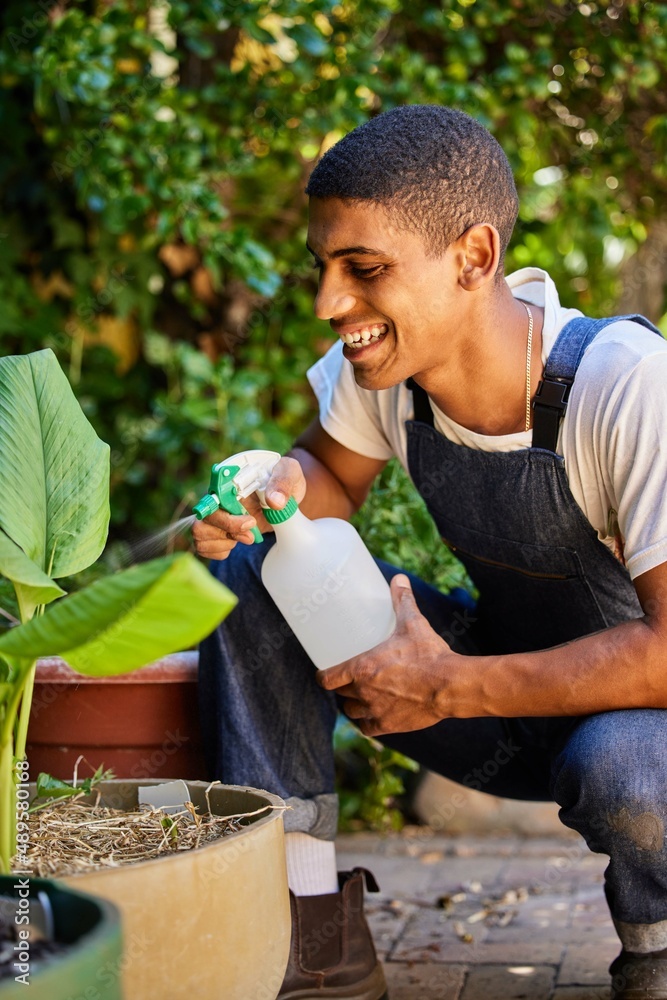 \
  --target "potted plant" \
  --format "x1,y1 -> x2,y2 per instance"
0,349 -> 291,1000
26,651 -> 207,781
0,875 -> 123,999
